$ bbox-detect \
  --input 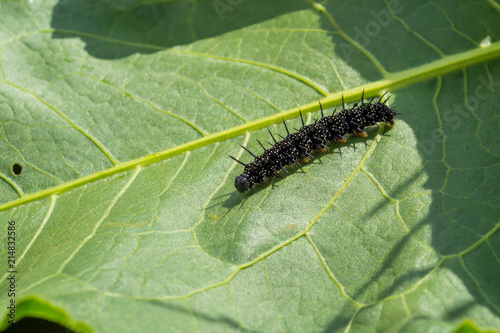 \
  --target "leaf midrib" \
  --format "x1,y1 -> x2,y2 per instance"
1,42 -> 499,212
